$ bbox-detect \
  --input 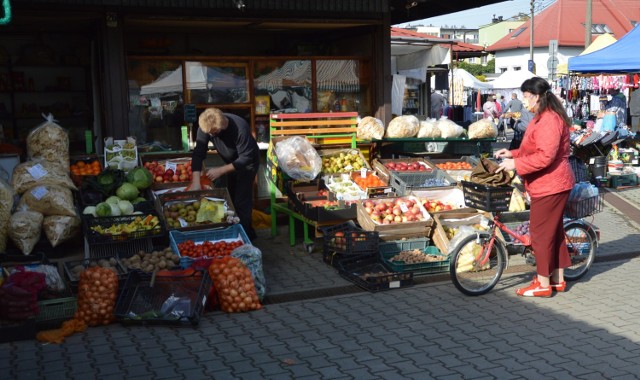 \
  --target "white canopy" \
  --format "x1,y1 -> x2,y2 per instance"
489,70 -> 538,90
140,63 -> 207,95
391,36 -> 450,81
451,68 -> 492,89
